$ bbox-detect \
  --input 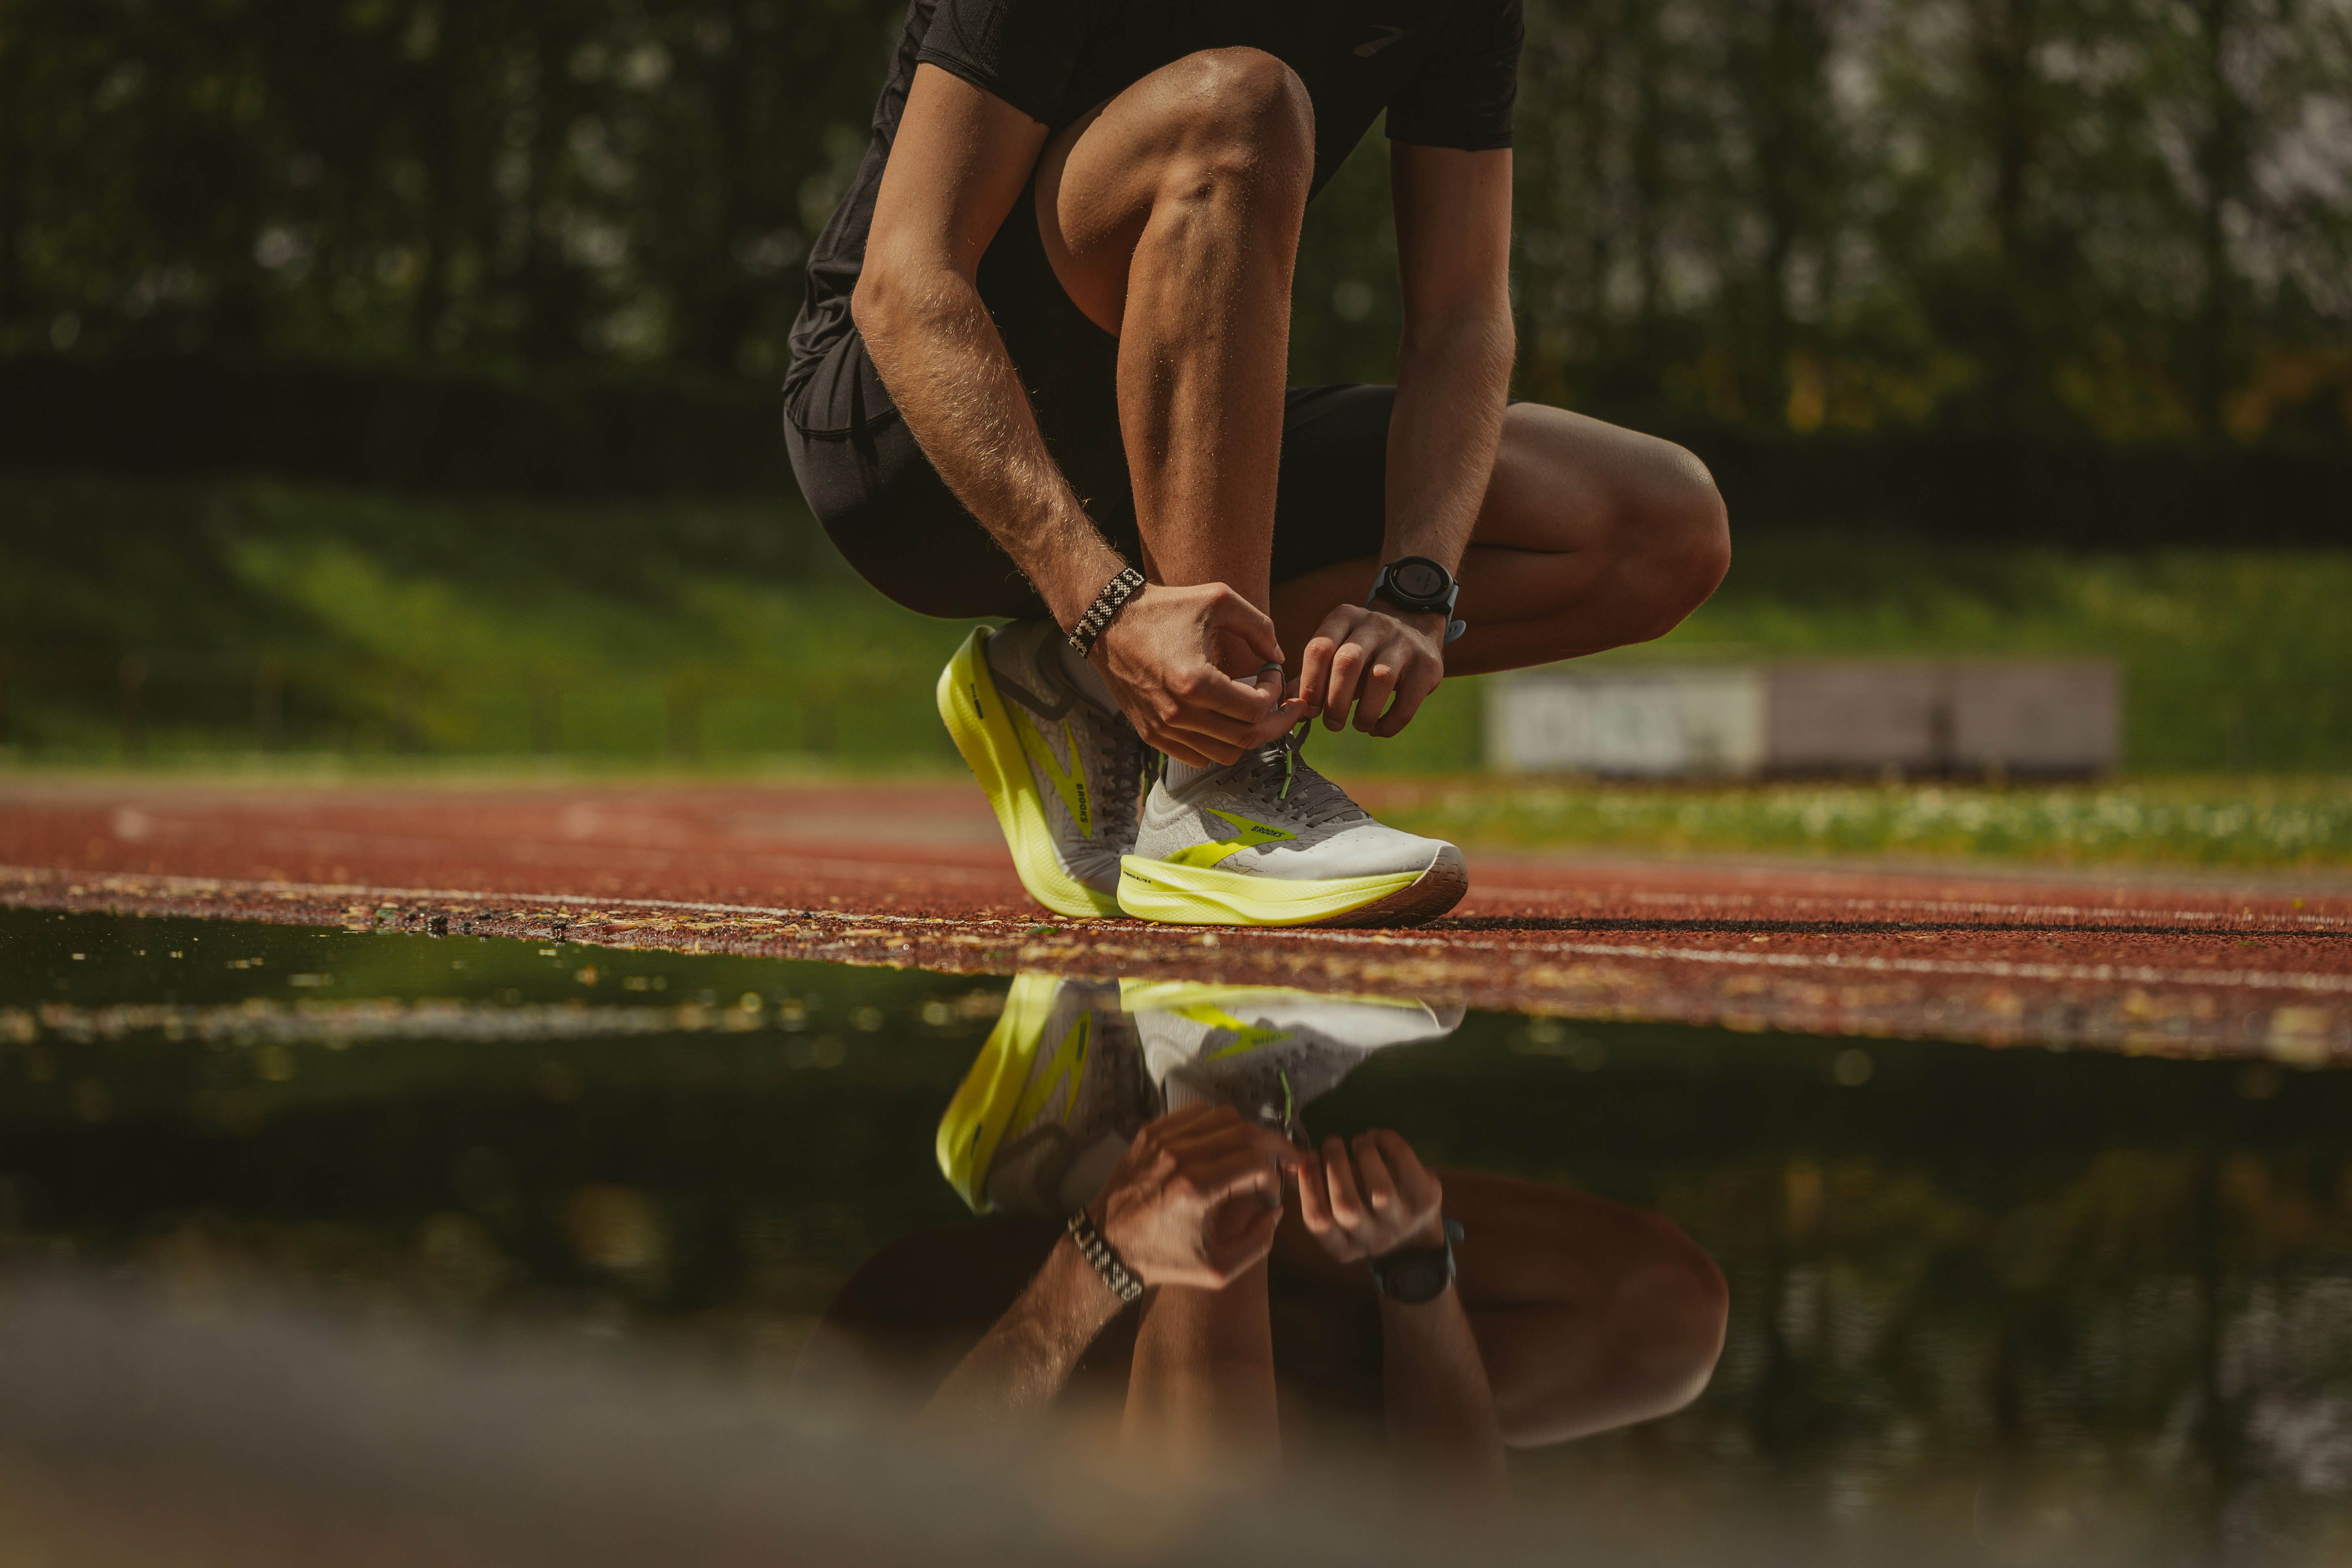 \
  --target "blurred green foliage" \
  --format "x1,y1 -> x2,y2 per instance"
2,0 -> 2346,446
1,476 -> 2346,793
0,474 -> 959,766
